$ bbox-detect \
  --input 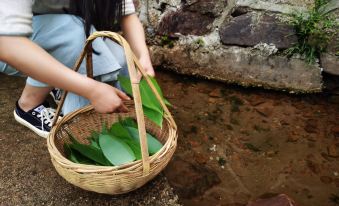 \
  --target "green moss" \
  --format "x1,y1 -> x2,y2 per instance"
194,38 -> 205,47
